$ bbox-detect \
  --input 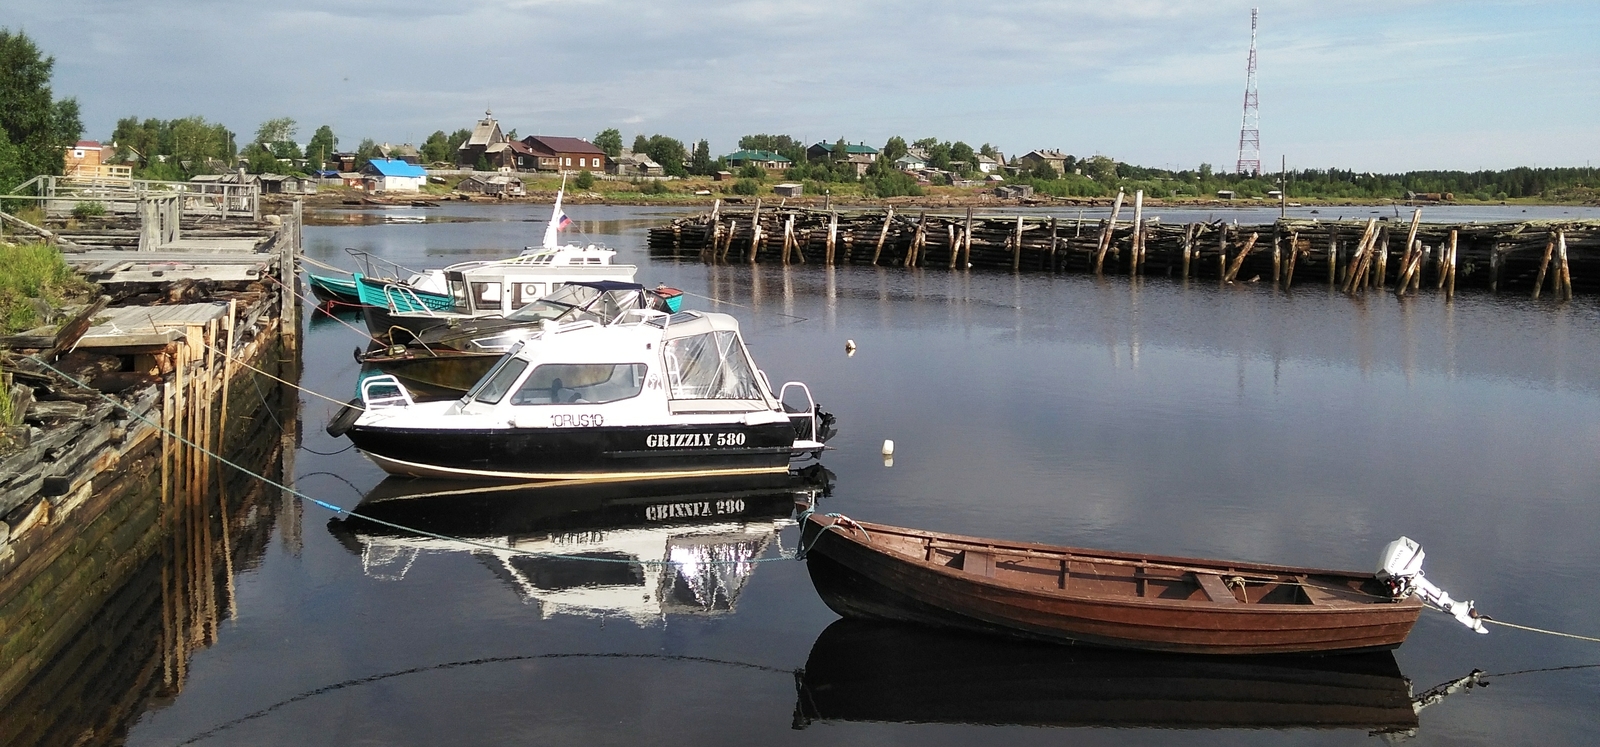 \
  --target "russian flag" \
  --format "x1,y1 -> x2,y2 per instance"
556,211 -> 572,230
